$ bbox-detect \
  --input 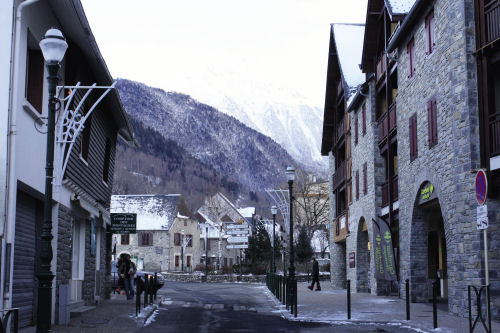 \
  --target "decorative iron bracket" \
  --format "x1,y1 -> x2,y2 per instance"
53,82 -> 116,191
265,189 -> 290,235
